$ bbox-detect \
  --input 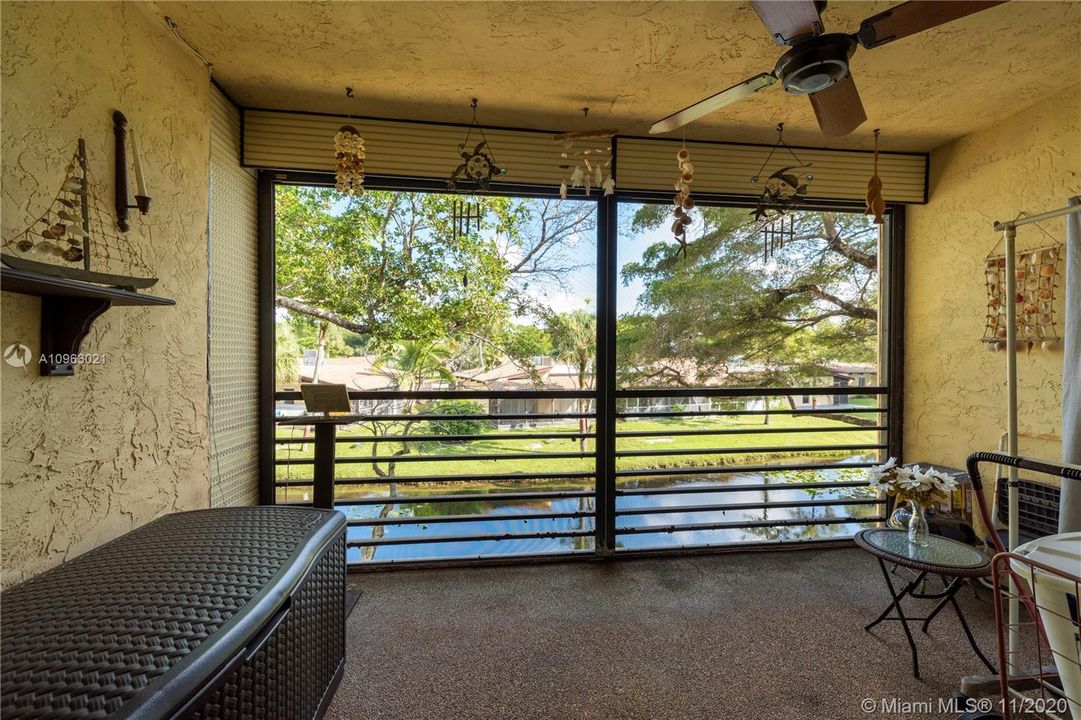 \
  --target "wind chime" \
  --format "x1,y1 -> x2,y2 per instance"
750,123 -> 813,262
866,128 -> 886,224
671,145 -> 696,258
445,99 -> 507,286
555,109 -> 616,198
446,98 -> 506,192
332,88 -> 366,197
451,199 -> 484,241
